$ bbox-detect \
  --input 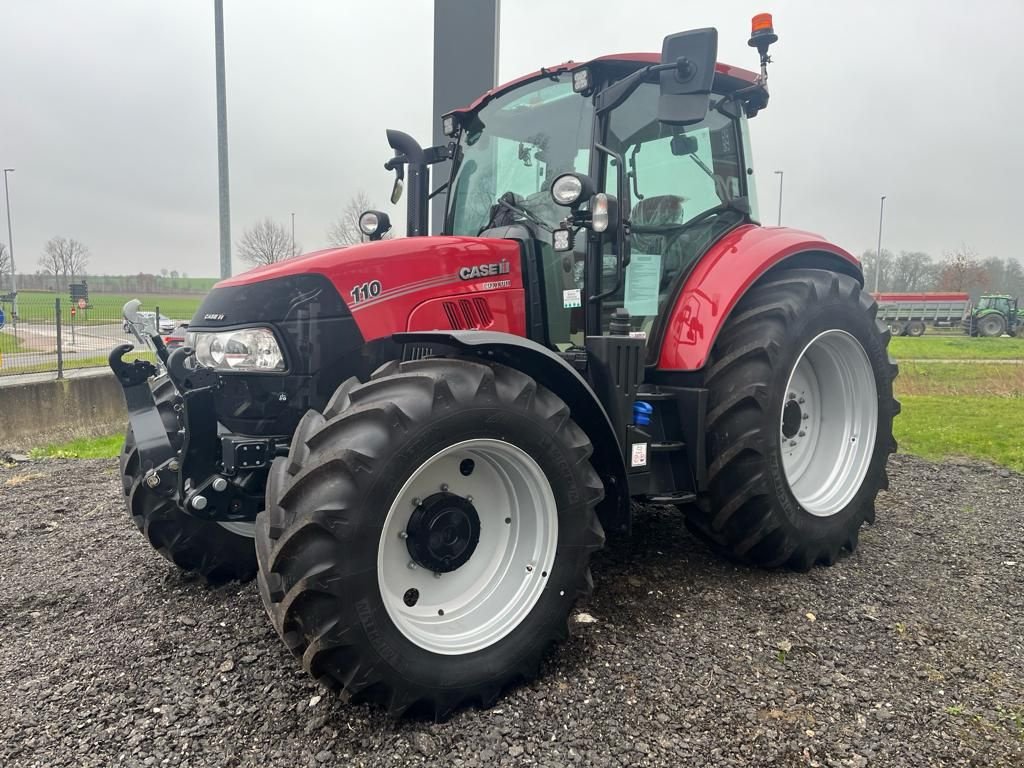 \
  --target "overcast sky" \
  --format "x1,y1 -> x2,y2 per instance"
2,0 -> 1022,278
